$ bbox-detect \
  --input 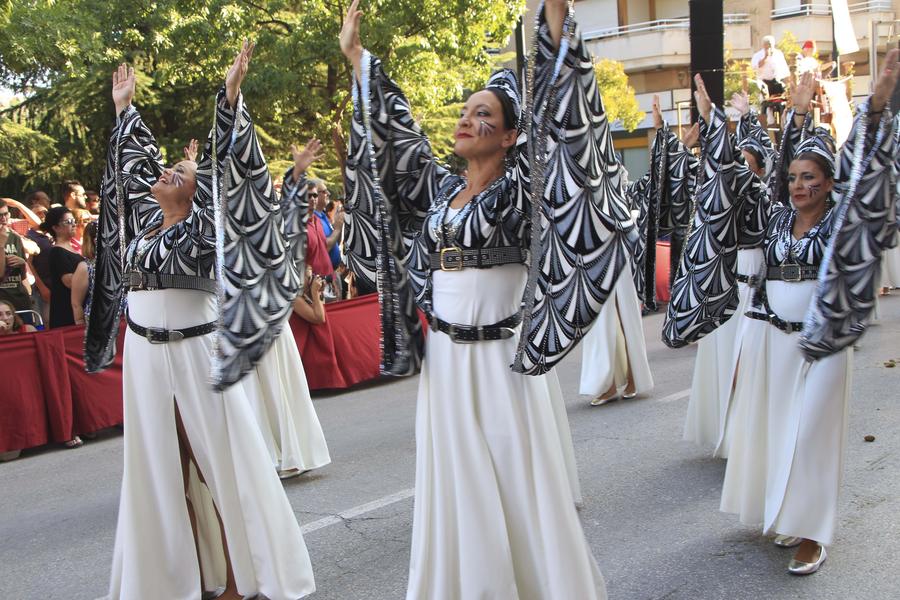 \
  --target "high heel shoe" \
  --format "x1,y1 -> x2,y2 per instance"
787,544 -> 826,575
